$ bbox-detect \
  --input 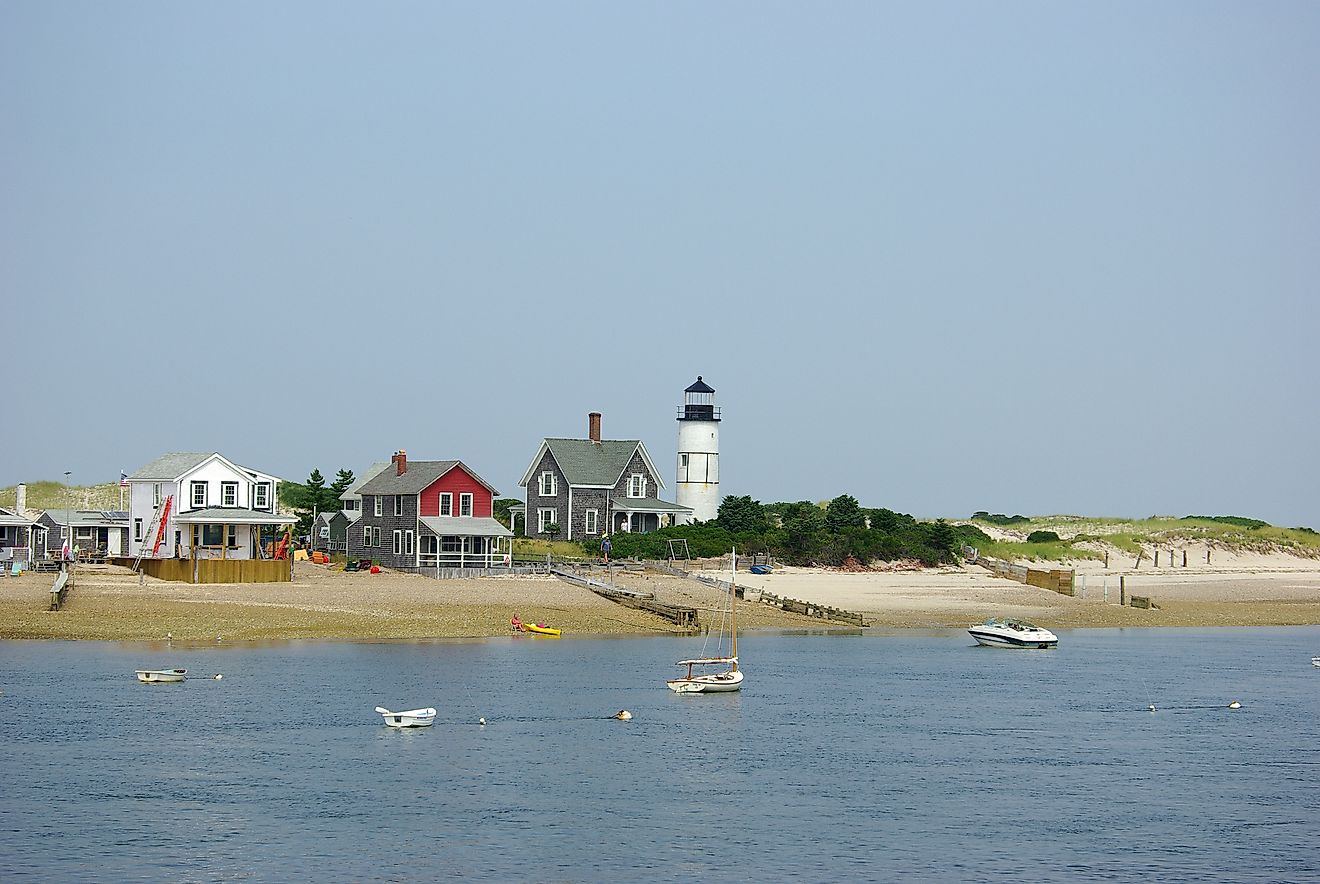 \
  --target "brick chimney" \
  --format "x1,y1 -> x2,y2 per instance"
393,449 -> 407,475
588,412 -> 601,443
